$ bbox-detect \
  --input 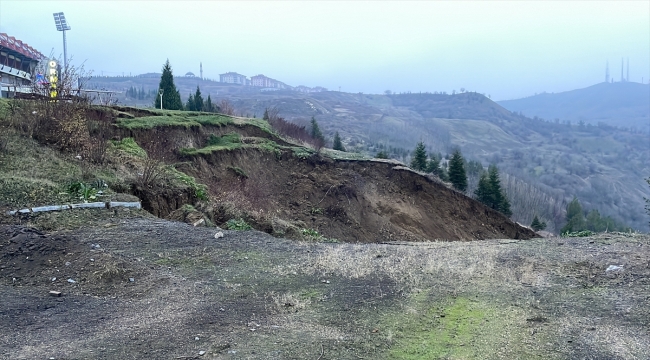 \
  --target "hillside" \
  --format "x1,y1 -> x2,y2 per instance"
498,82 -> 650,131
0,99 -> 533,242
82,78 -> 650,232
